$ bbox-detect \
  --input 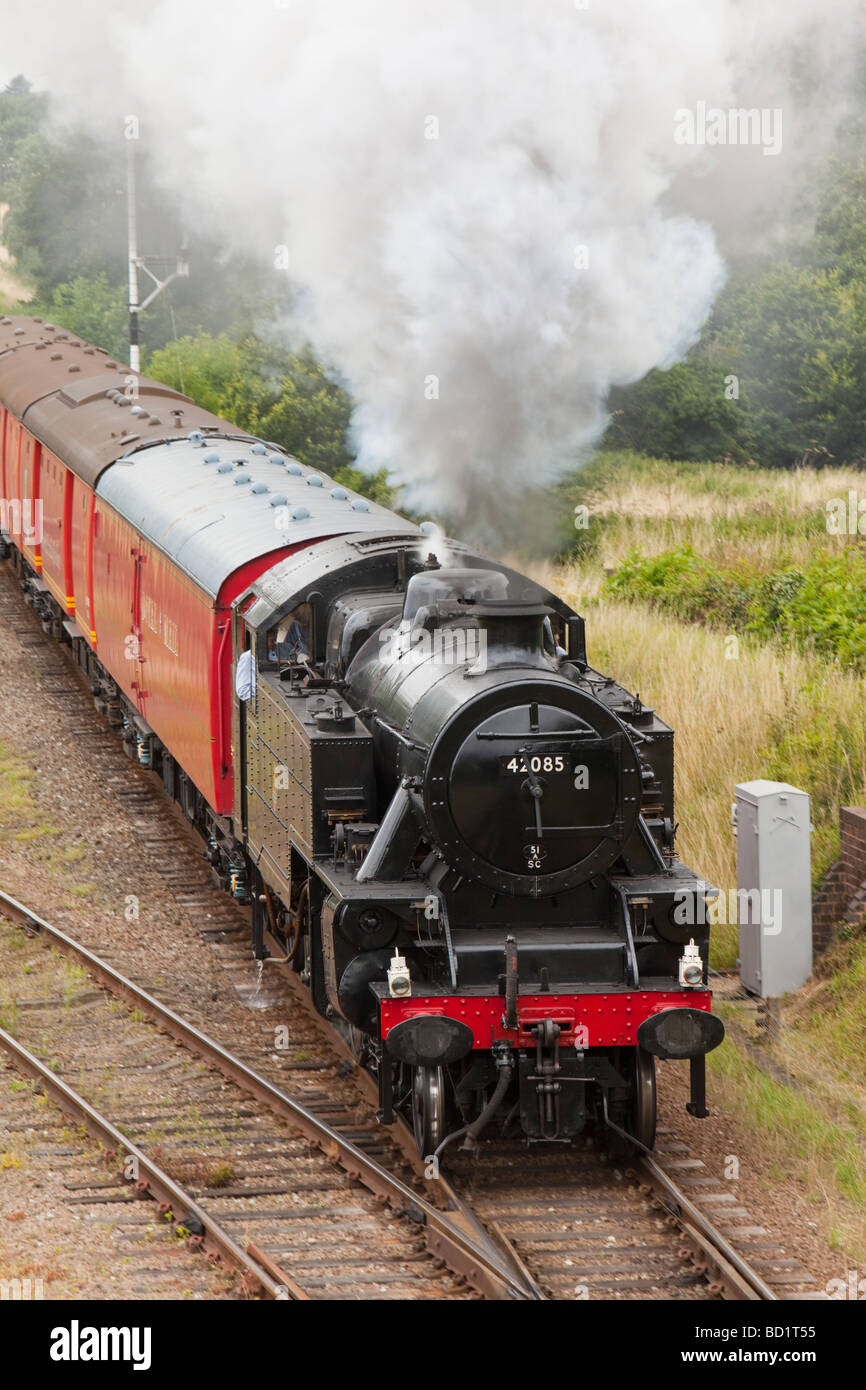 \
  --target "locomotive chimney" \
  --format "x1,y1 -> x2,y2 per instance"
471,600 -> 556,671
